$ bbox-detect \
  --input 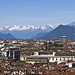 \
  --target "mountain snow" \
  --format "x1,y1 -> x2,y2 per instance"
68,22 -> 75,26
0,24 -> 55,39
0,24 -> 54,31
41,24 -> 54,30
0,28 -> 3,31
